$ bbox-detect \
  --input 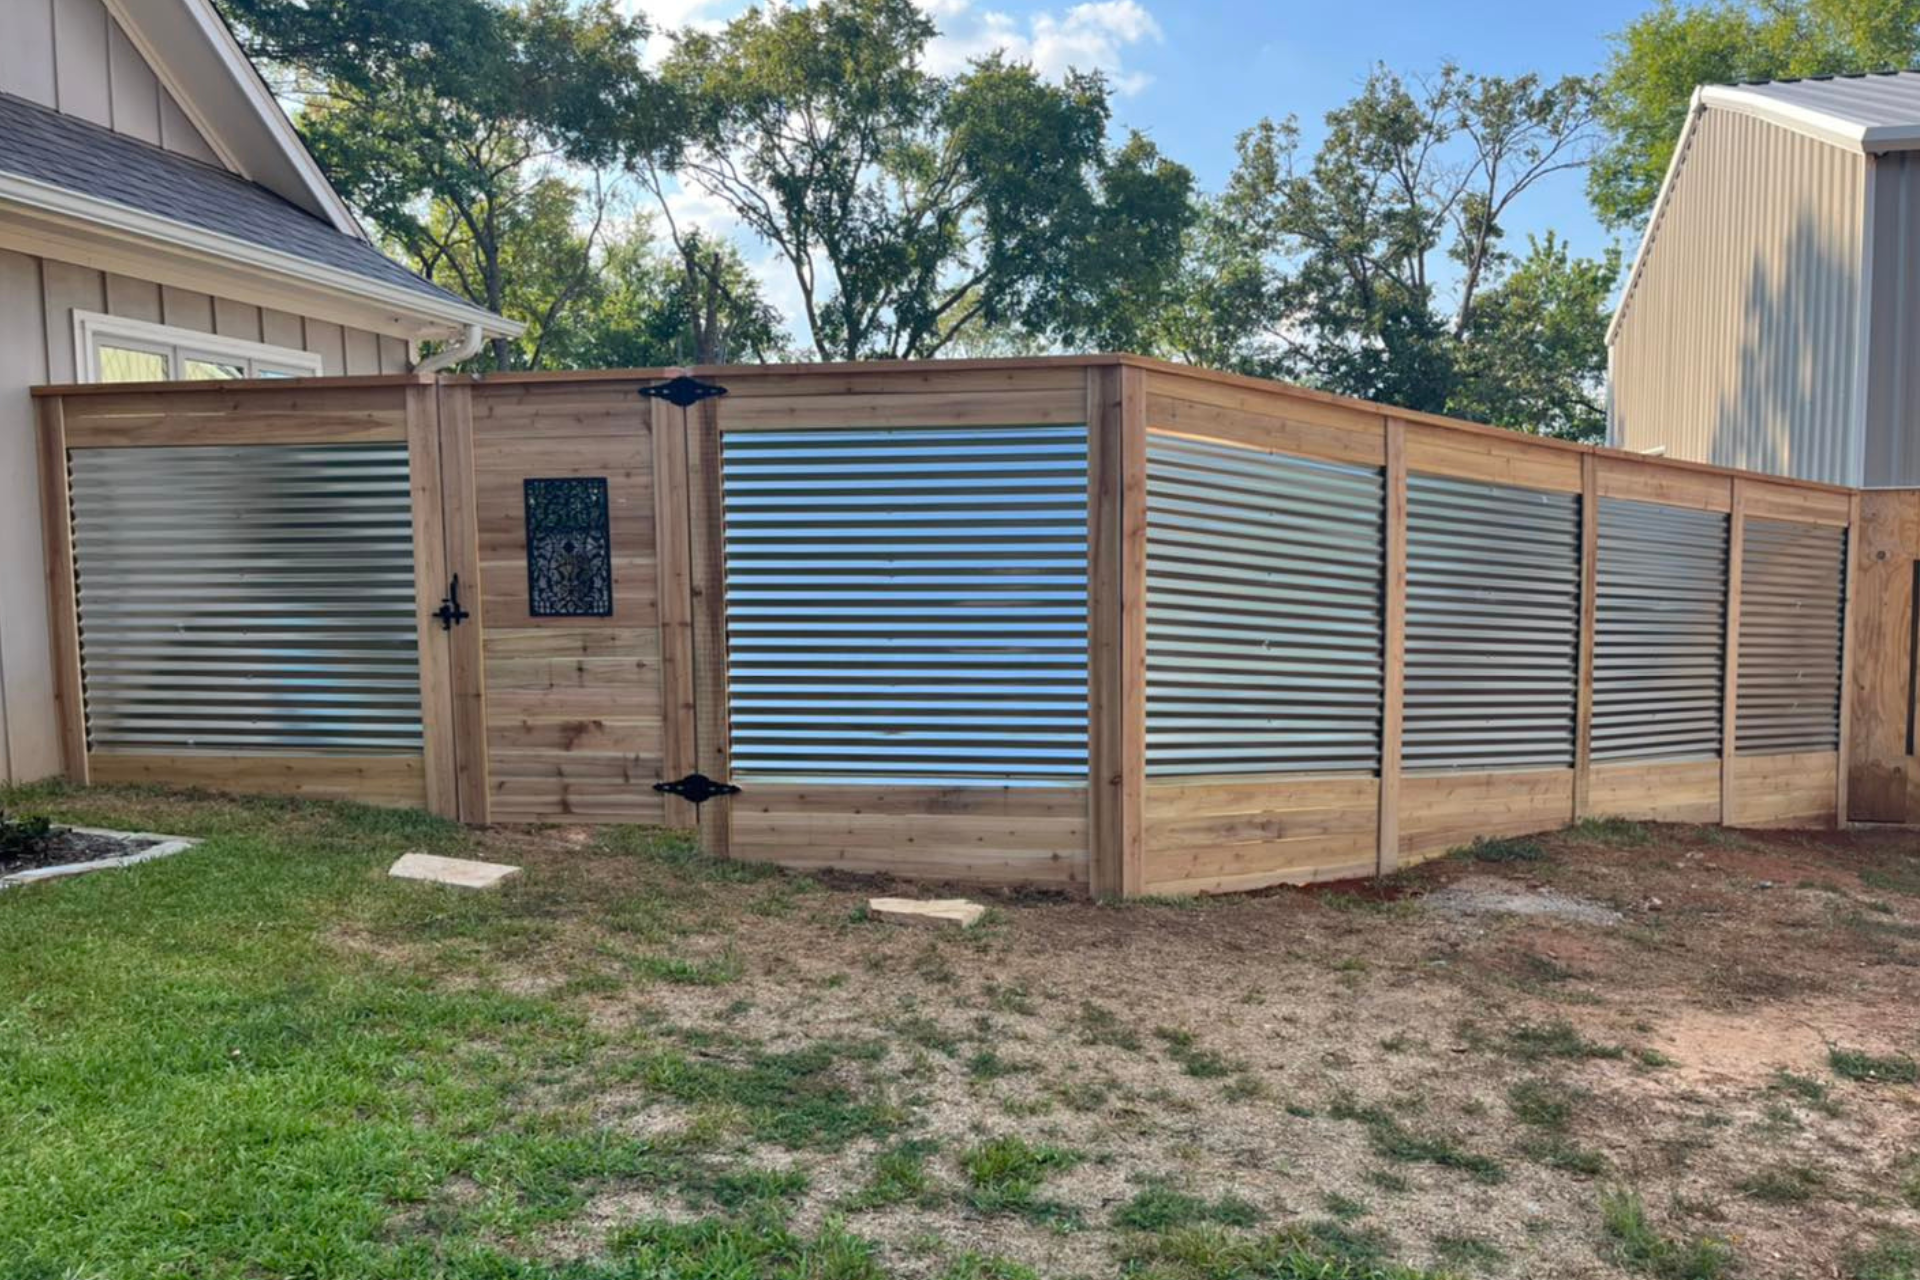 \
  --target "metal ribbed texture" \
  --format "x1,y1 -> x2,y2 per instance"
1144,434 -> 1383,775
1593,499 -> 1728,762
1736,517 -> 1847,754
68,444 -> 422,754
1611,109 -> 1864,485
722,426 -> 1088,782
1405,474 -> 1581,770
